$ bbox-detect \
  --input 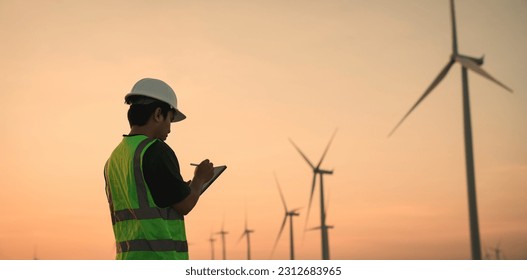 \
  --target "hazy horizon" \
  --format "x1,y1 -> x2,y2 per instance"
1,0 -> 526,260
